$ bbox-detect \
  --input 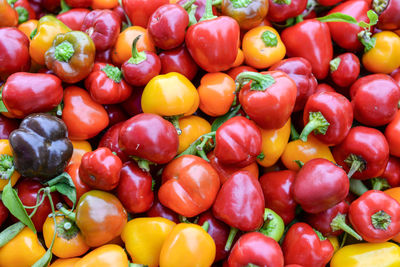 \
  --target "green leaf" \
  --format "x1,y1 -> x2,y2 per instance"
367,10 -> 378,26
2,181 -> 36,233
0,222 -> 25,248
32,248 -> 52,267
316,12 -> 358,24
45,172 -> 76,208
211,105 -> 241,132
